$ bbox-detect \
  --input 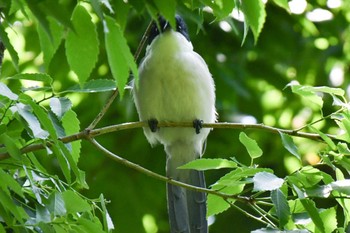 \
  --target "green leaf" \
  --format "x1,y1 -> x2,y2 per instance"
300,199 -> 325,233
153,0 -> 176,28
0,133 -> 21,160
308,125 -> 336,150
77,217 -> 105,233
240,0 -> 266,44
0,190 -> 28,223
61,79 -> 116,93
0,82 -> 18,100
301,86 -> 345,96
50,144 -> 71,183
0,24 -> 19,70
207,193 -> 230,216
50,97 -> 72,120
271,189 -> 290,227
59,141 -> 87,188
289,83 -> 324,108
104,16 -> 138,97
272,0 -> 290,12
215,167 -> 272,187
36,204 -> 51,223
62,190 -> 91,214
37,18 -> 64,69
0,168 -> 24,198
279,132 -> 301,160
100,194 -> 115,231
8,73 -> 53,84
12,103 -> 49,139
239,132 -> 263,159
179,158 -> 237,170
62,110 -> 81,163
66,4 -> 99,85
253,172 -> 284,191
46,191 -> 66,216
